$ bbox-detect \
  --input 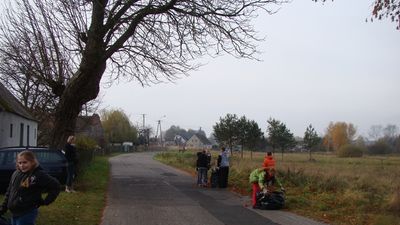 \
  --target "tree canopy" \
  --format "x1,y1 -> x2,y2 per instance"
303,124 -> 320,160
236,116 -> 263,158
314,0 -> 400,30
323,122 -> 356,152
0,0 -> 285,147
214,114 -> 263,156
213,114 -> 239,152
266,118 -> 296,159
101,109 -> 138,144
